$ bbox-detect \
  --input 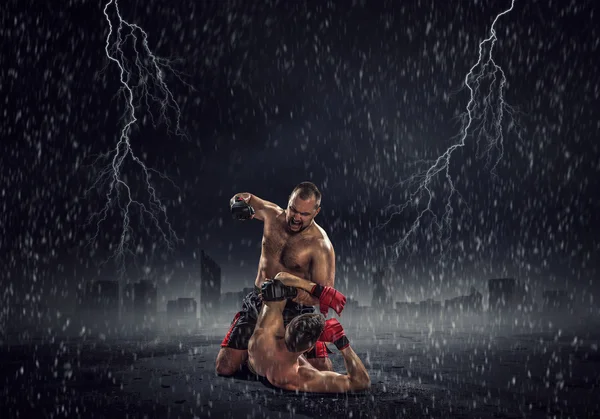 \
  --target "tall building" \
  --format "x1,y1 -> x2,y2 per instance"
220,287 -> 254,314
444,287 -> 483,313
371,266 -> 393,308
134,280 -> 157,321
156,253 -> 202,317
167,298 -> 197,319
200,250 -> 221,317
419,298 -> 442,316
